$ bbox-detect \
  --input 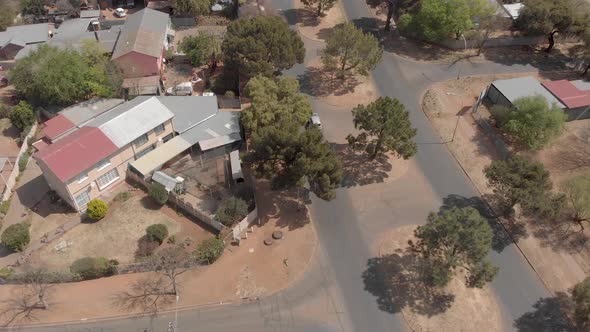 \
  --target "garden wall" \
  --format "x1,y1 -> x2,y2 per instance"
230,207 -> 258,241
